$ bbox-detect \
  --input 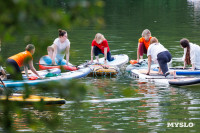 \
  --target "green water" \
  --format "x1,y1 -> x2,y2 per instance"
1,0 -> 200,132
